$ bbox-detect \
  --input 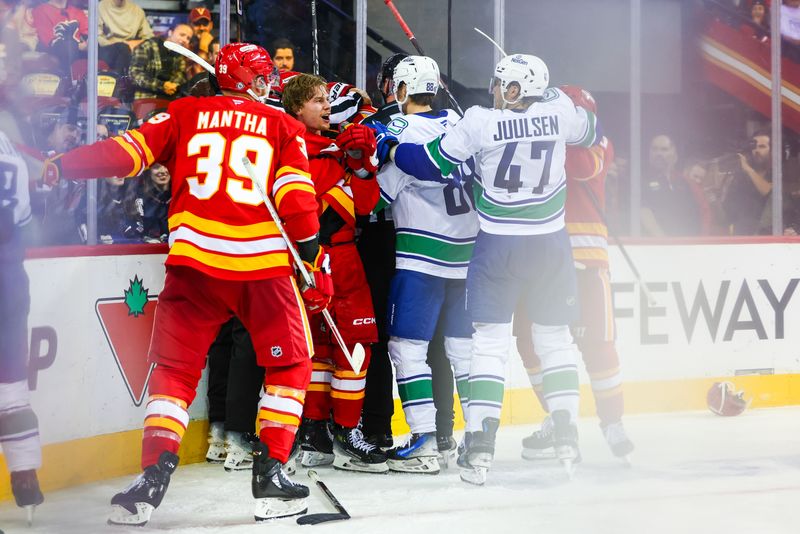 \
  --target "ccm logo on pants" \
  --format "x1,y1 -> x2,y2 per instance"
352,318 -> 376,325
